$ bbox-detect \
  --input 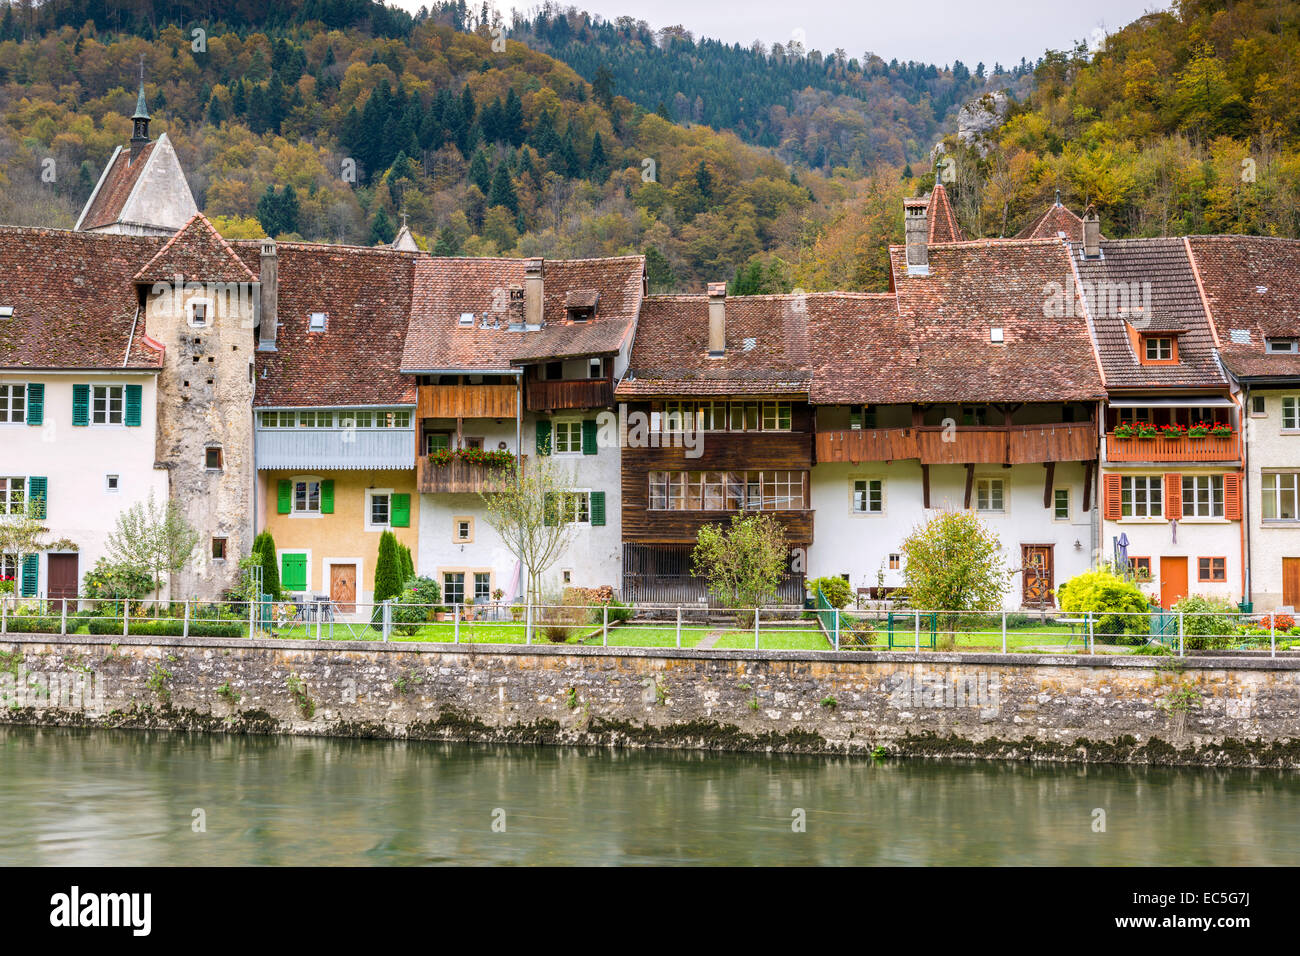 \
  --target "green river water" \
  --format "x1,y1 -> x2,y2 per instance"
1,727 -> 1297,865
